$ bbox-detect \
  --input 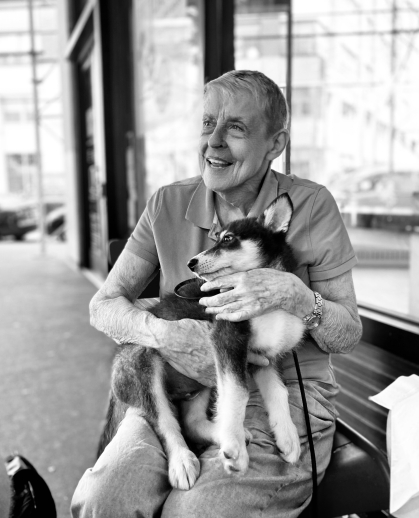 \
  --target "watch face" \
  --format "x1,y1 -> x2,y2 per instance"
306,316 -> 321,329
